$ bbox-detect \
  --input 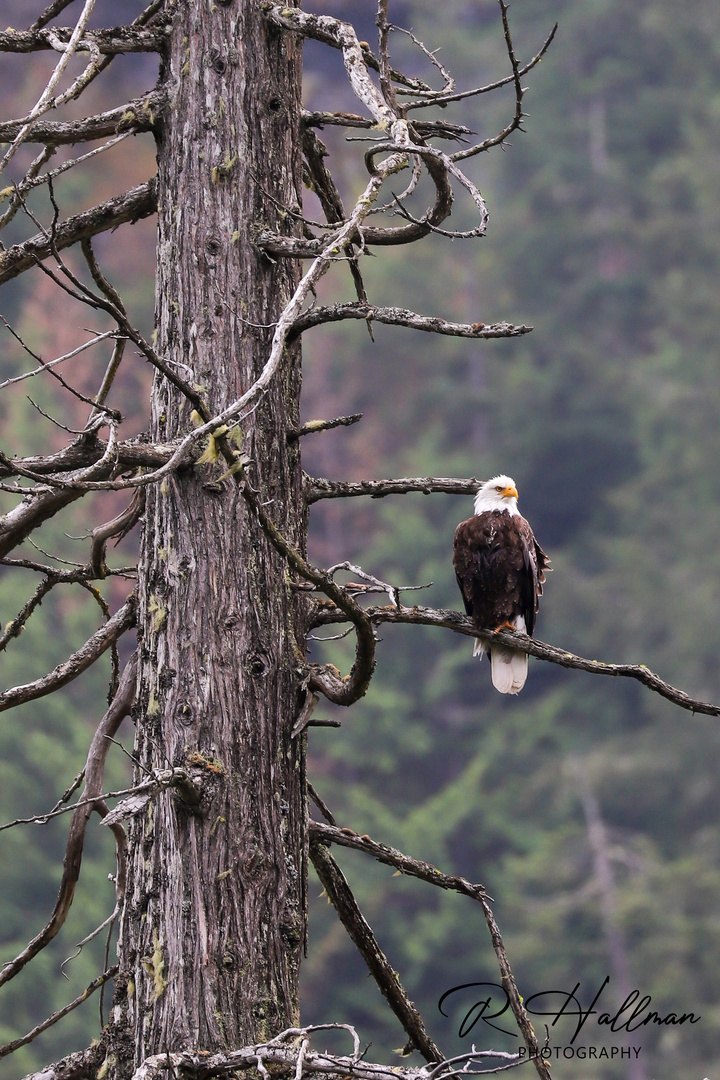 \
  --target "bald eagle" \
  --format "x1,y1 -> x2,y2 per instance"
453,475 -> 549,694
